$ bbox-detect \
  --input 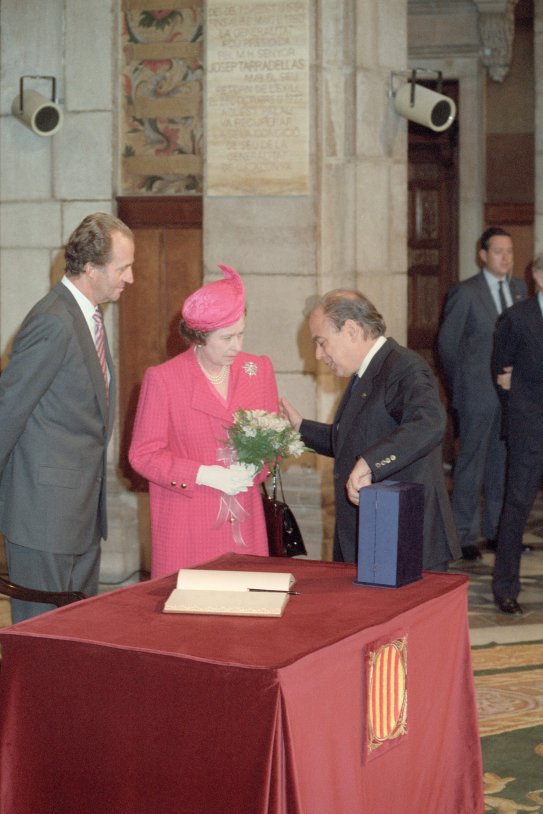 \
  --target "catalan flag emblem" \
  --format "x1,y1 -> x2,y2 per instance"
367,635 -> 408,757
